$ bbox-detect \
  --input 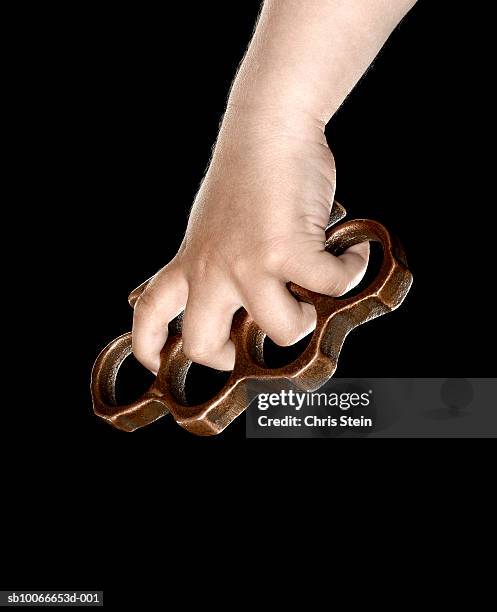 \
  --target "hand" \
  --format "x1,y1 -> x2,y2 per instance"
130,0 -> 418,373
131,109 -> 369,373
